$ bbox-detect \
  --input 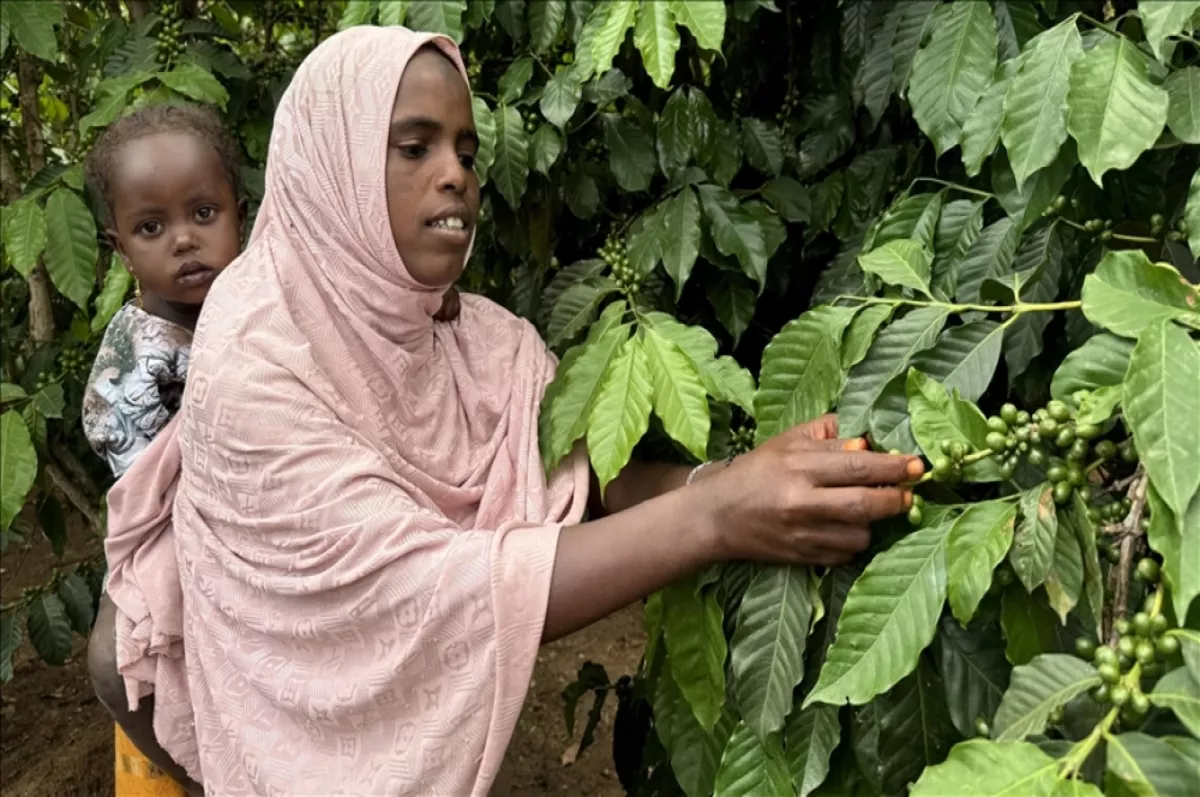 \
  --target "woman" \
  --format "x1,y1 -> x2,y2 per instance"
103,26 -> 918,795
